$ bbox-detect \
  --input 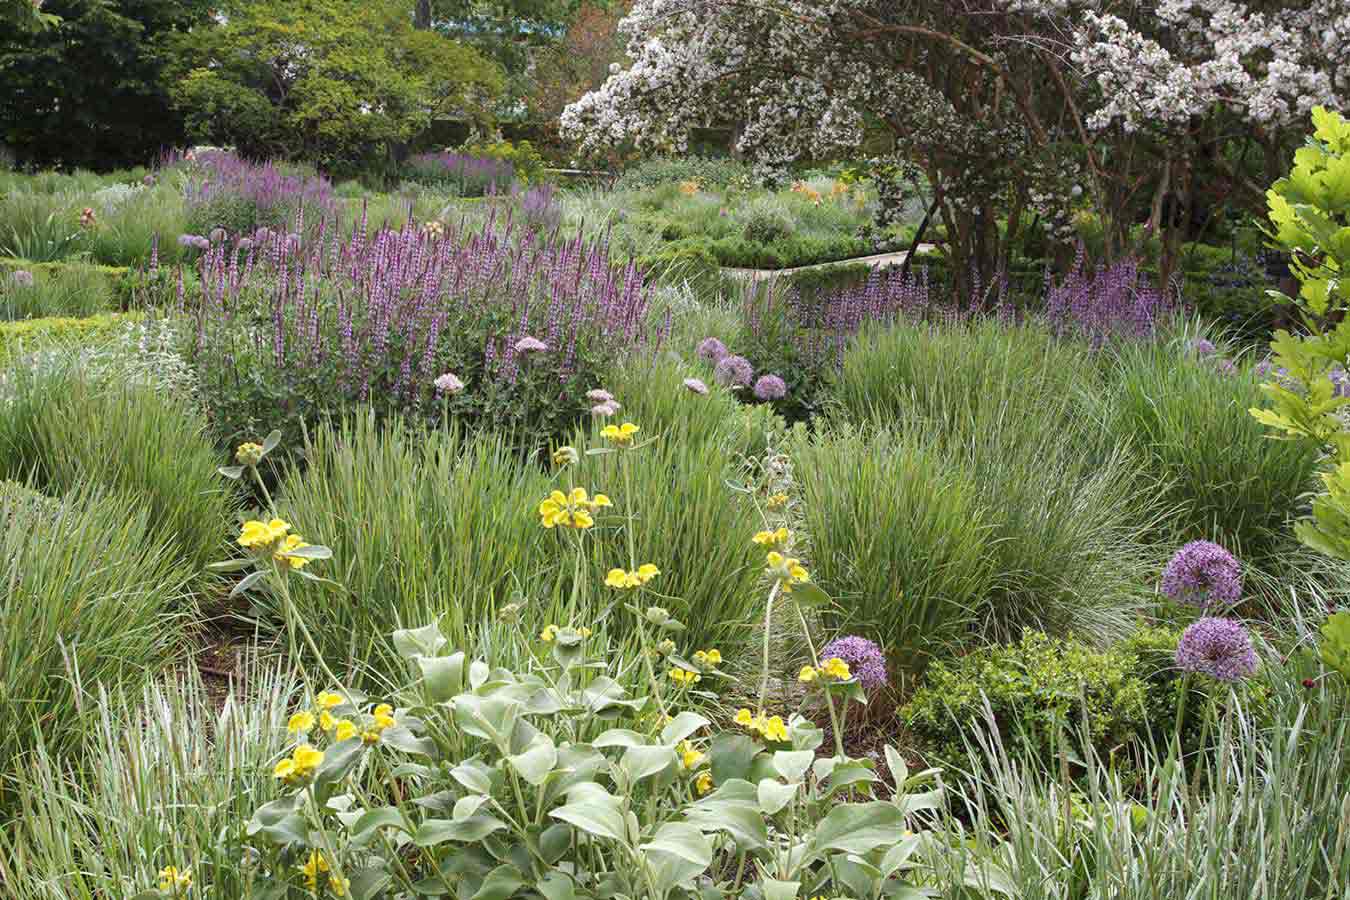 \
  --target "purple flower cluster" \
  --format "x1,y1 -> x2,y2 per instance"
753,374 -> 787,401
1043,251 -> 1174,345
819,635 -> 888,691
9,270 -> 34,288
1188,337 -> 1217,356
696,336 -> 728,363
405,152 -> 514,197
1161,540 -> 1242,609
177,150 -> 336,226
714,354 -> 754,387
1175,617 -> 1259,682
